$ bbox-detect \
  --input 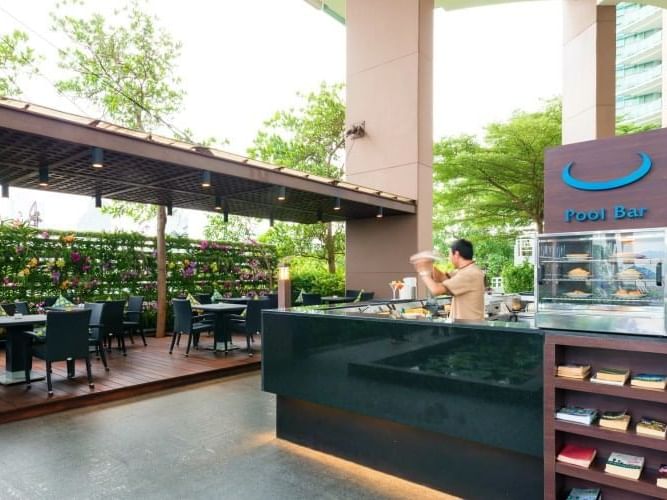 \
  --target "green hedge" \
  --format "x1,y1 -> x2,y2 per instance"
291,269 -> 345,301
0,221 -> 277,320
501,262 -> 534,293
